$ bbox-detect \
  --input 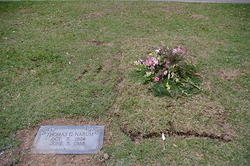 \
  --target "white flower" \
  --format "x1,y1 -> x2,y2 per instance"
162,133 -> 166,141
155,48 -> 161,54
134,60 -> 145,66
134,60 -> 140,65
